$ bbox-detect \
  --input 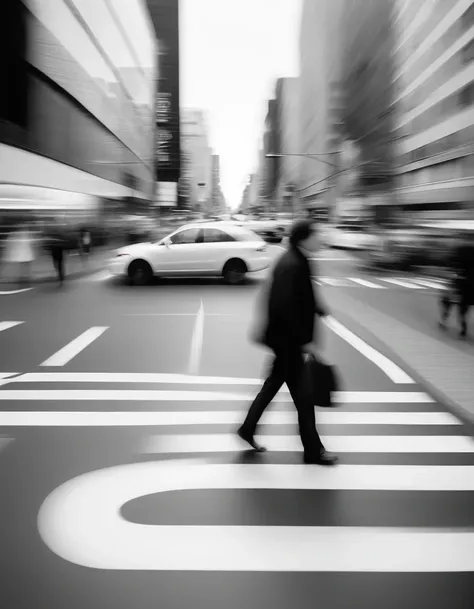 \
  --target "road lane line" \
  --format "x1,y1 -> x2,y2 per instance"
188,299 -> 204,375
0,390 -> 433,403
0,372 -> 20,387
0,288 -> 33,295
0,321 -> 23,332
319,277 -> 348,287
412,278 -> 447,290
144,434 -> 474,454
40,327 -> 108,367
0,411 -> 458,427
10,372 -> 274,386
324,316 -> 415,384
348,277 -> 386,289
38,459 -> 474,571
380,278 -> 424,289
